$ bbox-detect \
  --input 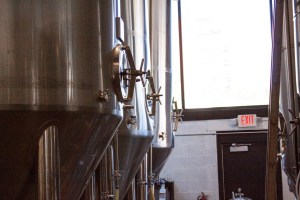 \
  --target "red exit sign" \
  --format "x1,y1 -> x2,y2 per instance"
237,114 -> 257,127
